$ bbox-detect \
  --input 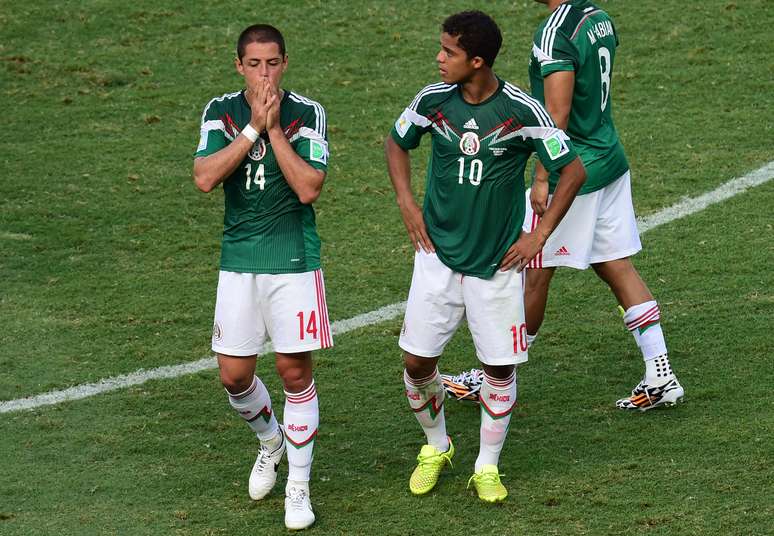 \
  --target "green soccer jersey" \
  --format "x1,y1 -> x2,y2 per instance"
195,90 -> 329,274
529,0 -> 629,195
390,79 -> 577,278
